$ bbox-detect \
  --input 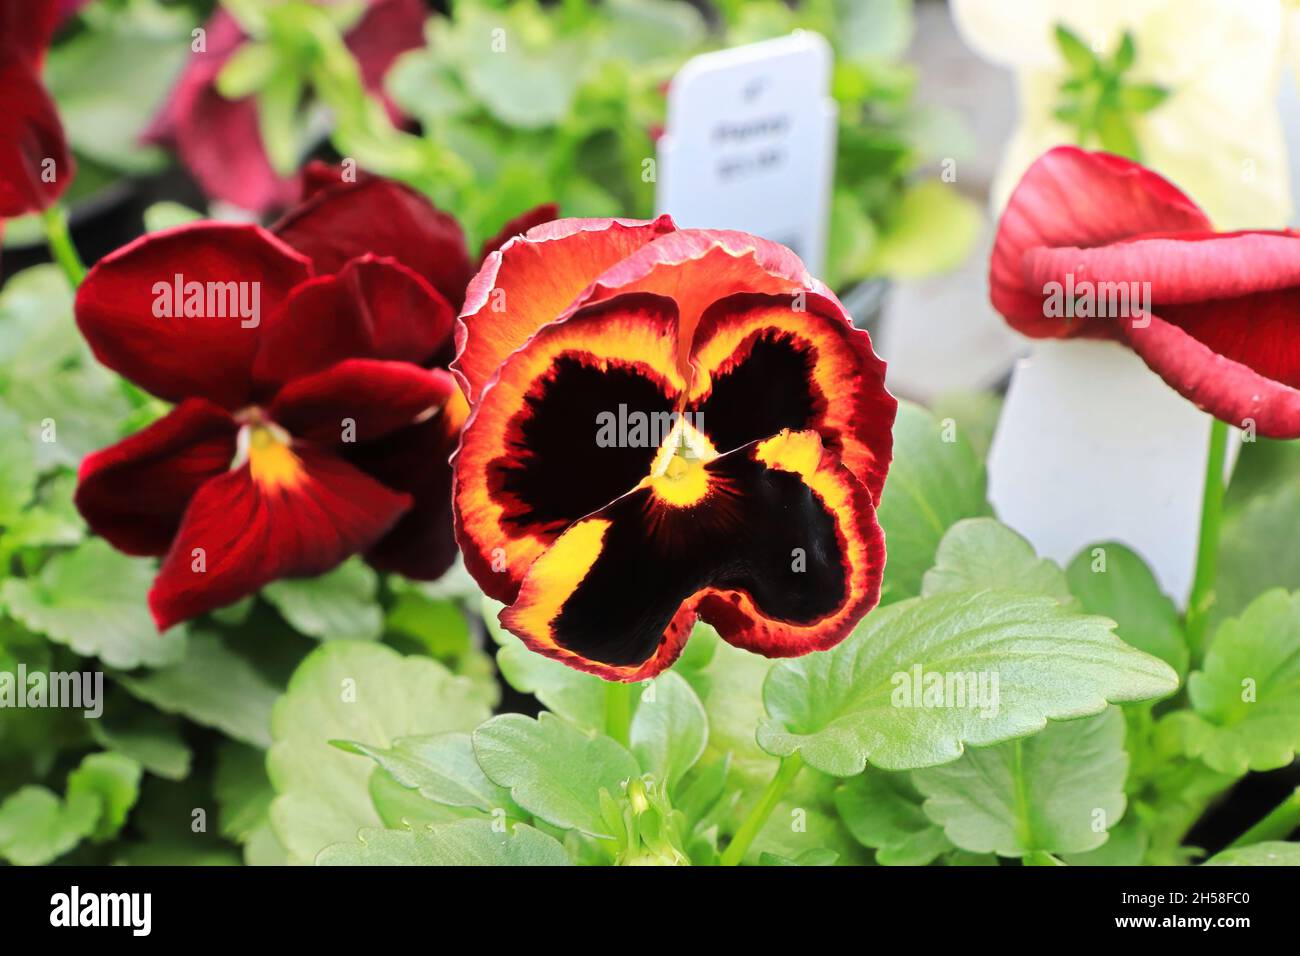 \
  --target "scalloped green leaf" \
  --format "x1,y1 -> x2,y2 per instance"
1204,841 -> 1300,866
757,590 -> 1178,775
913,709 -> 1128,857
262,559 -> 382,641
268,642 -> 492,864
318,819 -> 571,866
922,518 -> 1073,603
875,402 -> 990,604
336,731 -> 519,816
630,671 -> 708,791
1179,589 -> 1300,774
118,633 -> 278,749
473,713 -> 639,838
1067,541 -> 1188,676
2,539 -> 187,669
